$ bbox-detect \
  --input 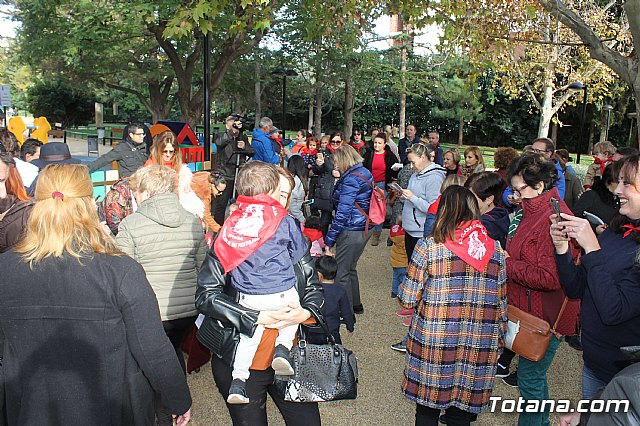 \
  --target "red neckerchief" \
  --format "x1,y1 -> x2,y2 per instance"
623,224 -> 640,238
427,195 -> 441,215
301,147 -> 318,156
389,224 -> 405,238
444,220 -> 495,272
594,156 -> 612,175
326,144 -> 337,153
302,227 -> 323,242
214,194 -> 288,273
350,140 -> 365,154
